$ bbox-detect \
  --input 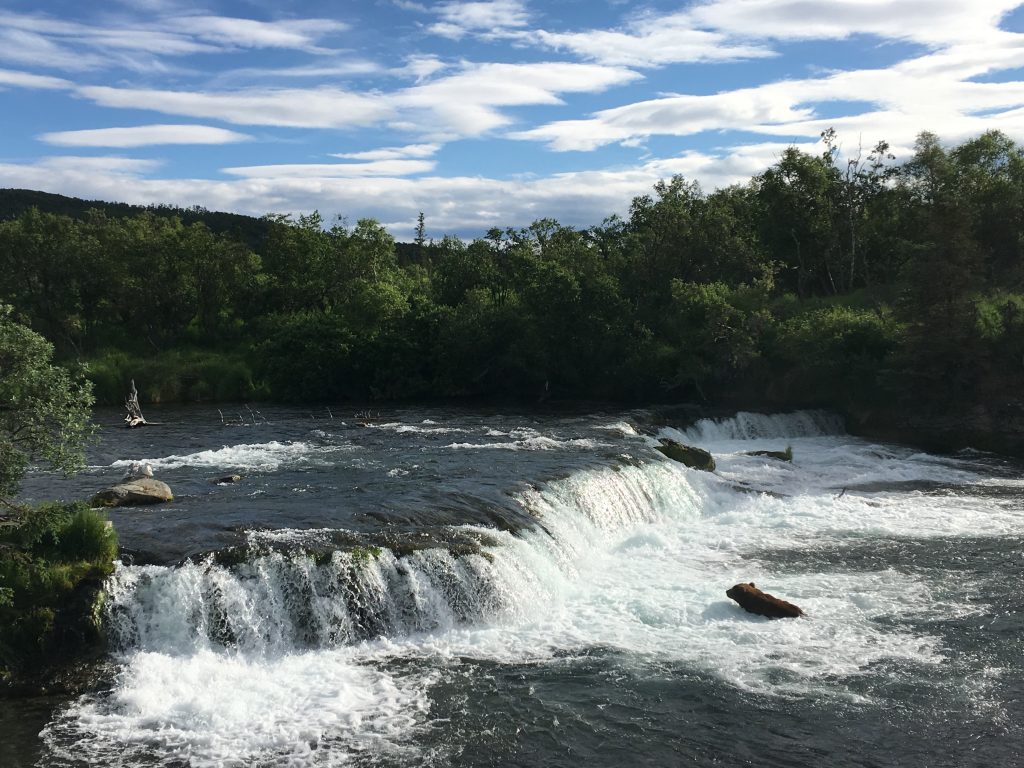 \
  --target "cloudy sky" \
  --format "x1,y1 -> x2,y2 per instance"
1,0 -> 1023,238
